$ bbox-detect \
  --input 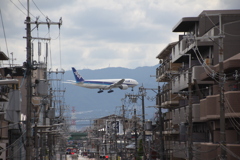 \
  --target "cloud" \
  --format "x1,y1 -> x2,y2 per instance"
0,0 -> 239,70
